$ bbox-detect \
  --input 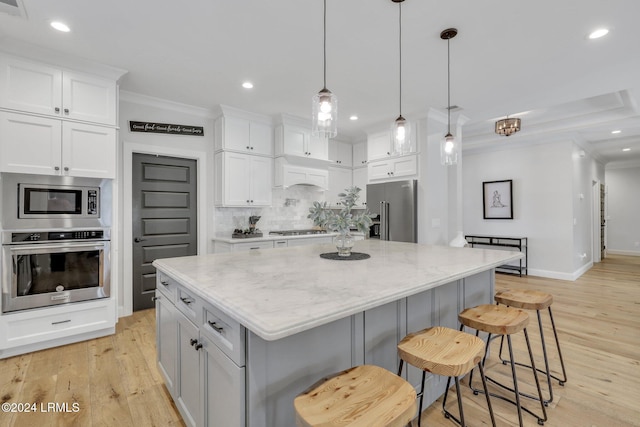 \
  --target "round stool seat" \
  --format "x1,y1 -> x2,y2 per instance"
398,326 -> 485,377
495,289 -> 553,310
459,304 -> 529,335
294,364 -> 417,427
